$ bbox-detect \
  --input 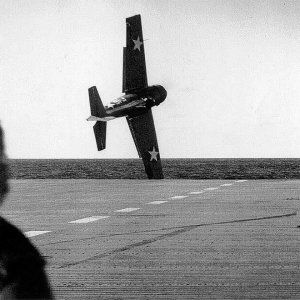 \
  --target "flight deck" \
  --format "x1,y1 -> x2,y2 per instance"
2,179 -> 299,299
